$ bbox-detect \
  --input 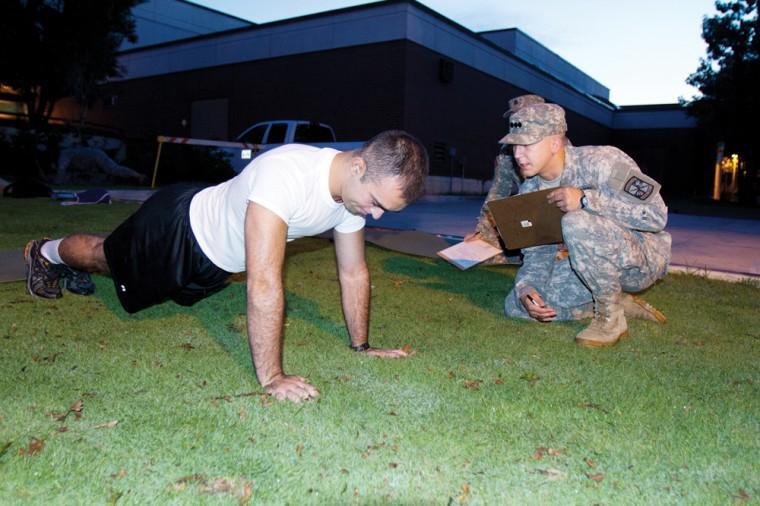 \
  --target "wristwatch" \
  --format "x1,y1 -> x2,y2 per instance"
349,342 -> 370,352
580,191 -> 588,209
